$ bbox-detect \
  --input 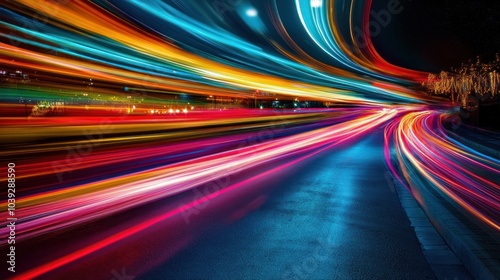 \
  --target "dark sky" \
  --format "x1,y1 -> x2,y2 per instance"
370,0 -> 500,73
